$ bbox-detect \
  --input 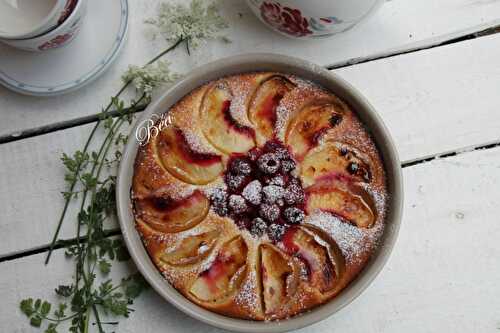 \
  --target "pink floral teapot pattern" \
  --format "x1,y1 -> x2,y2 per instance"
247,0 -> 384,38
